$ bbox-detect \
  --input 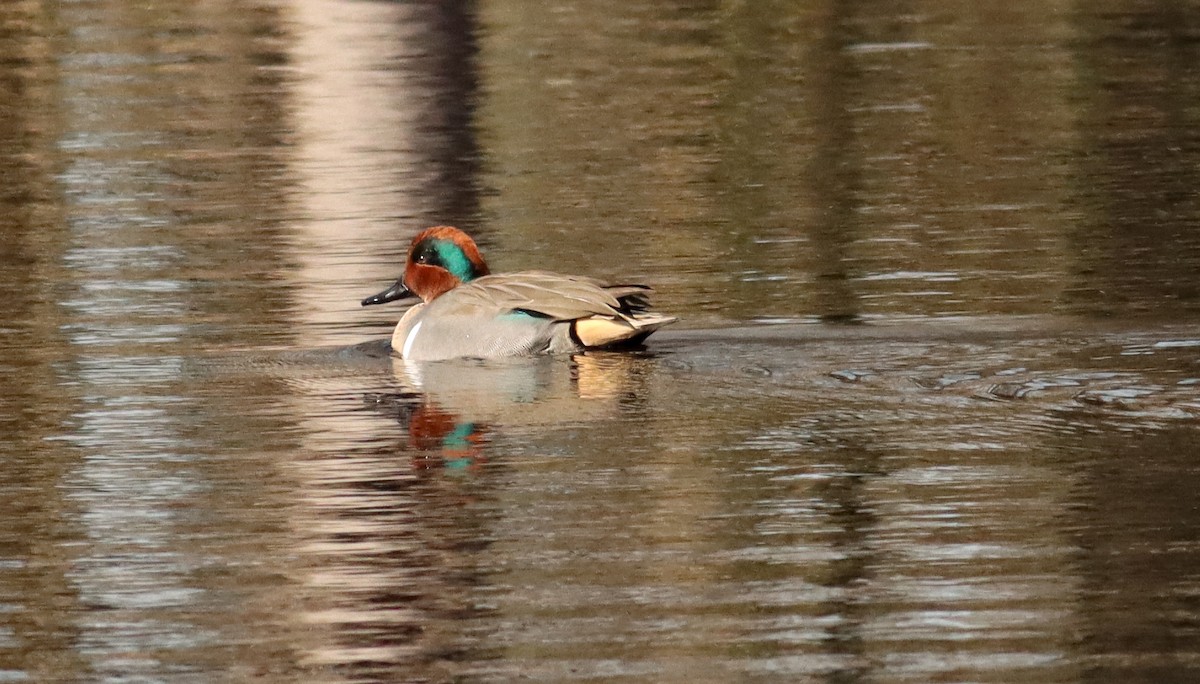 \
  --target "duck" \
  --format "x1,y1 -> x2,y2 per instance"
361,226 -> 676,361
